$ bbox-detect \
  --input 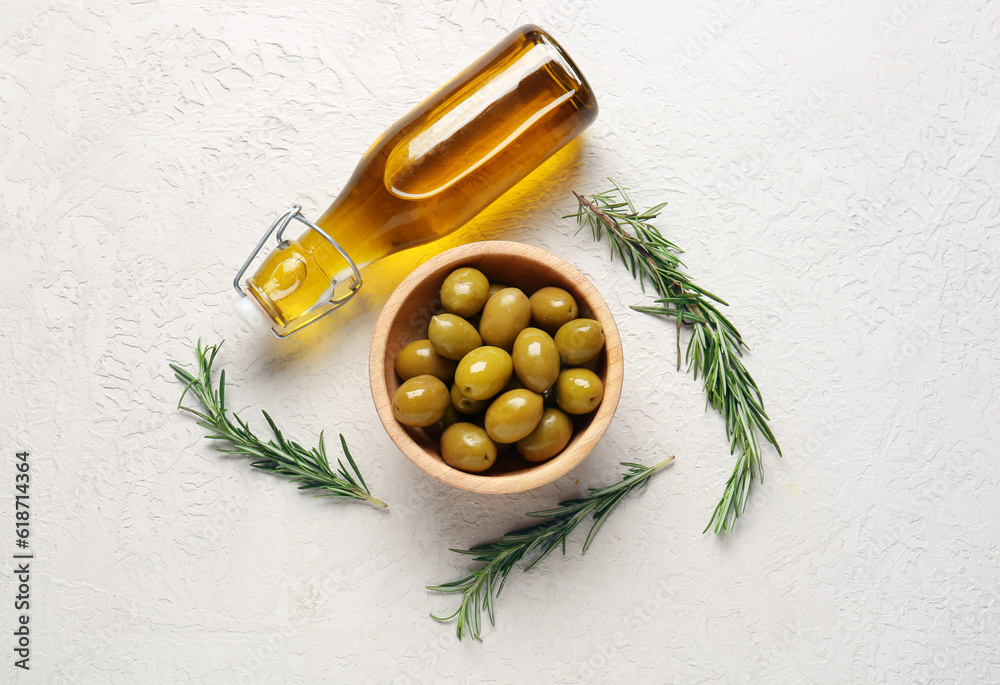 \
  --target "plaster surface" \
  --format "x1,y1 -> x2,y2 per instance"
1,1 -> 998,682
